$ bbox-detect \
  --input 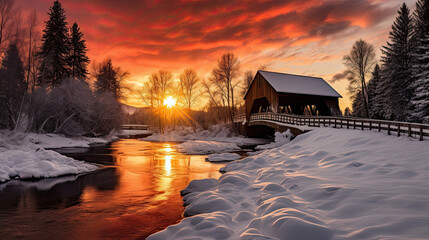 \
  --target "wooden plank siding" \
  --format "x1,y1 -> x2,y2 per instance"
245,72 -> 279,121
